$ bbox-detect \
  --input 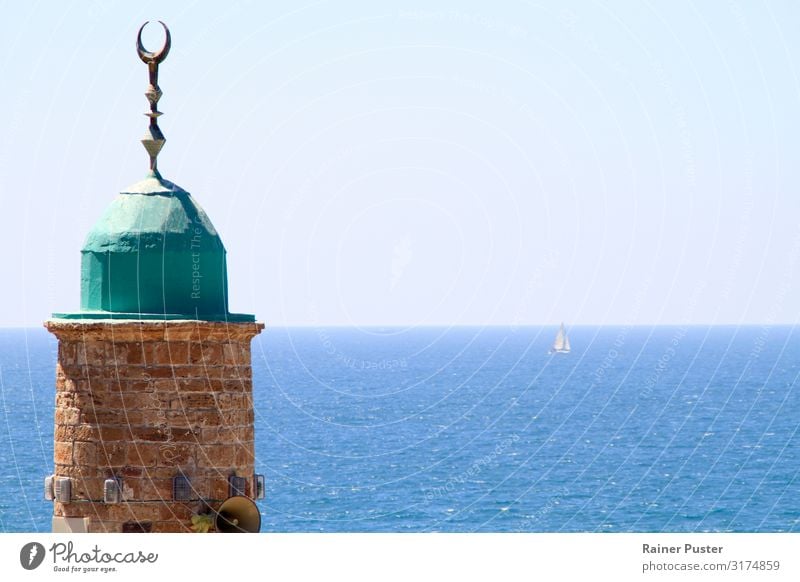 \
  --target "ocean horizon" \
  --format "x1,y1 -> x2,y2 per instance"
1,324 -> 798,532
